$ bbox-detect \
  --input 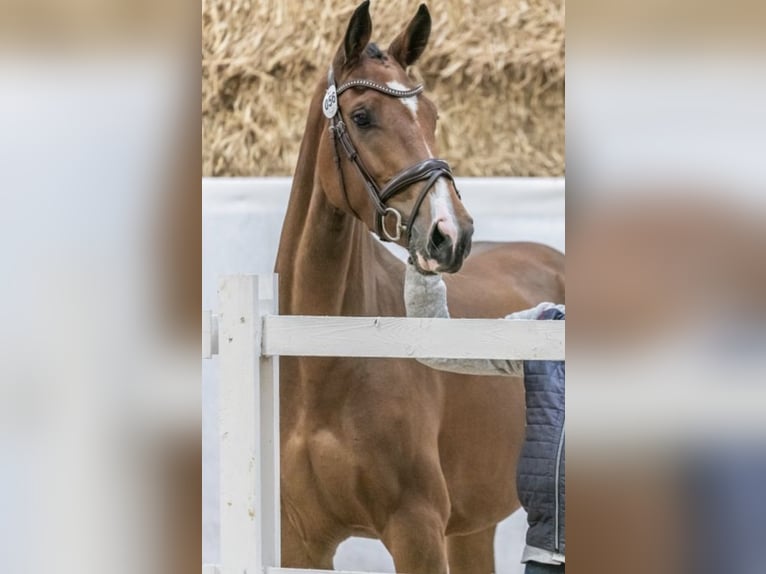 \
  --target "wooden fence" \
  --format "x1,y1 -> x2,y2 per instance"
202,274 -> 564,574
